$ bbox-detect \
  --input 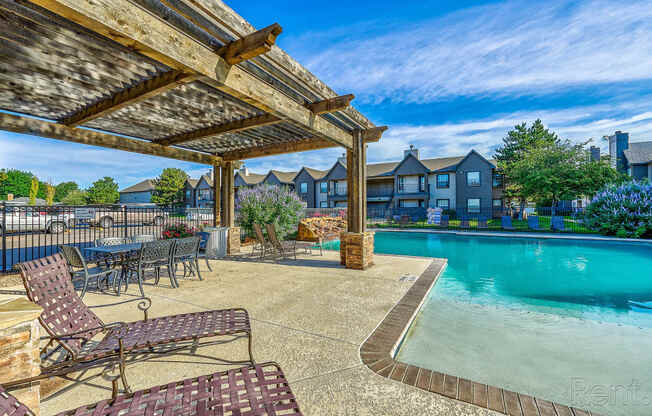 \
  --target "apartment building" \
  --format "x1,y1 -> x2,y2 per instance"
606,131 -> 652,181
